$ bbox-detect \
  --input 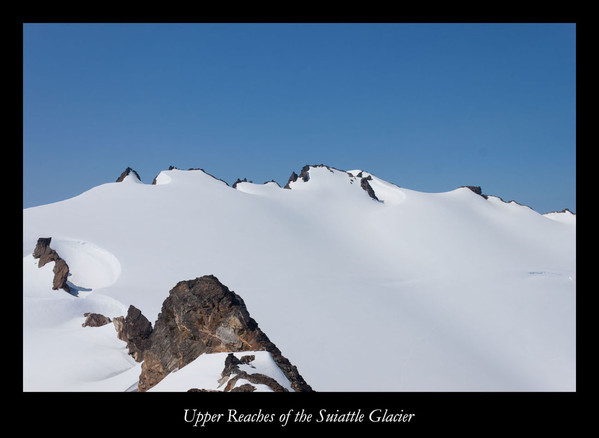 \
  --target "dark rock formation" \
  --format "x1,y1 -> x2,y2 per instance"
360,175 -> 380,201
32,237 -> 52,264
32,237 -> 71,294
284,164 -> 358,189
232,178 -> 247,188
461,185 -> 488,199
82,312 -> 112,327
116,167 -> 141,182
284,171 -> 299,189
52,259 -> 70,292
298,165 -> 311,182
113,305 -> 153,362
219,353 -> 289,392
33,237 -> 58,268
138,275 -> 312,392
230,383 -> 256,392
283,165 -> 324,188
